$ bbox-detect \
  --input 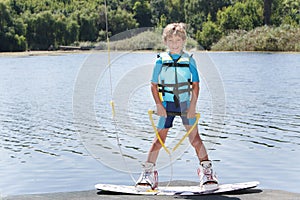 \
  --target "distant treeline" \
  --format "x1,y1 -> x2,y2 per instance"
0,0 -> 299,52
